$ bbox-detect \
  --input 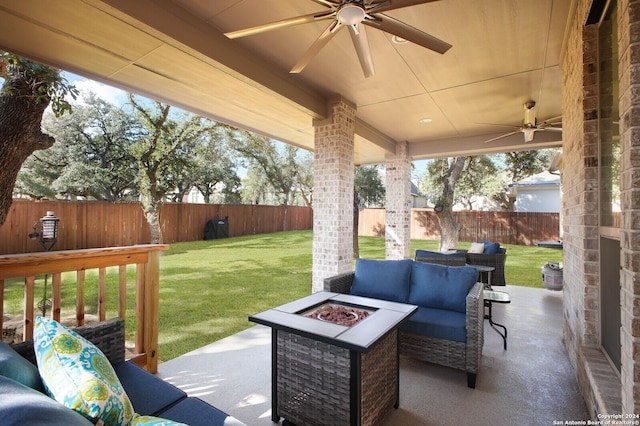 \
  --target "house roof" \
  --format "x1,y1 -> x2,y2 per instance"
509,171 -> 560,189
0,0 -> 569,164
